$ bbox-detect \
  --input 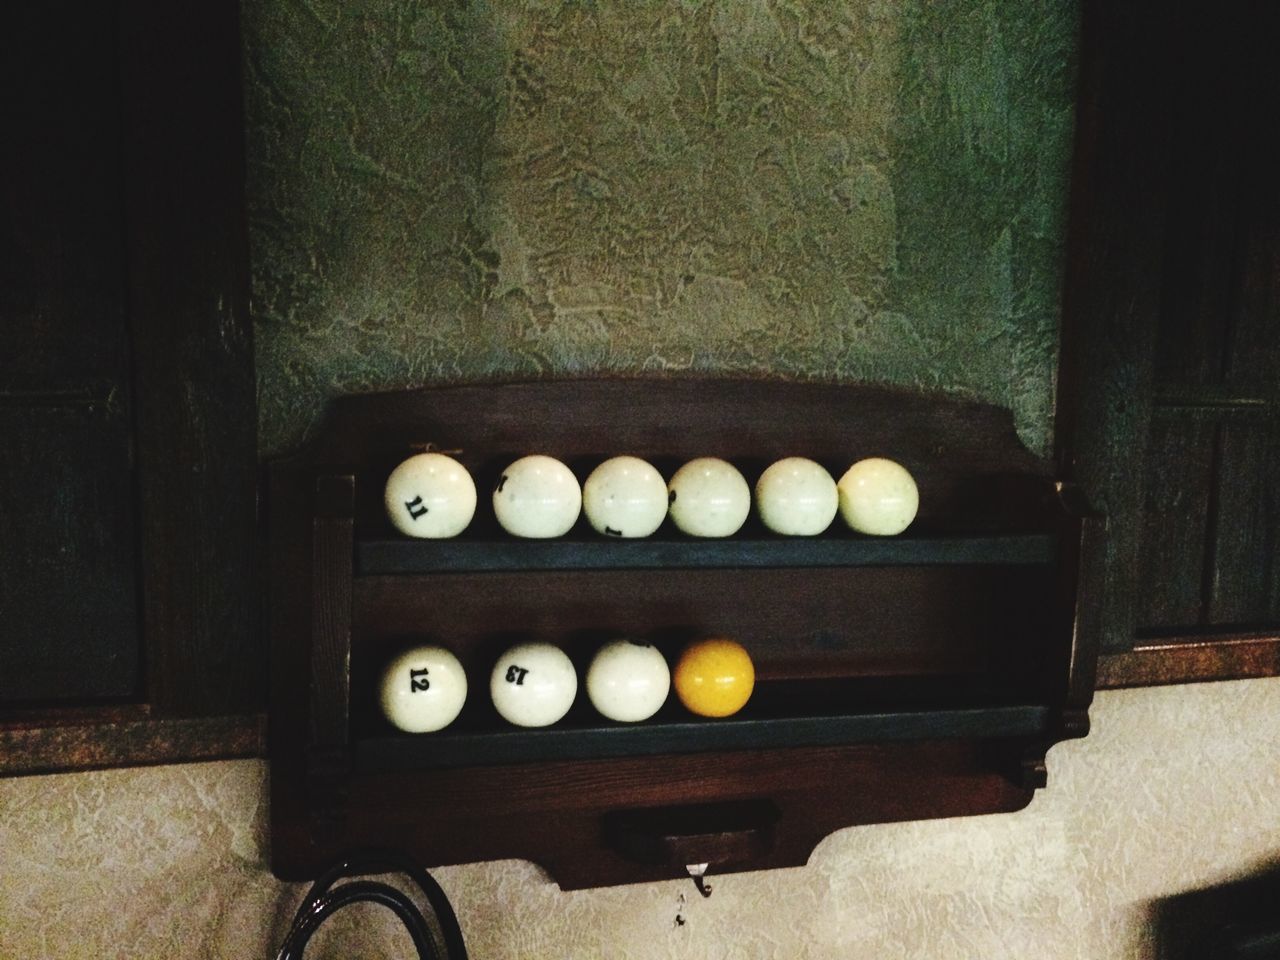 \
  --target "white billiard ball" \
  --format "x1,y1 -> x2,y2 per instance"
586,639 -> 671,722
667,458 -> 751,538
838,457 -> 919,536
378,646 -> 468,733
755,457 -> 838,536
493,455 -> 582,538
490,642 -> 578,727
582,456 -> 668,538
384,453 -> 477,538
